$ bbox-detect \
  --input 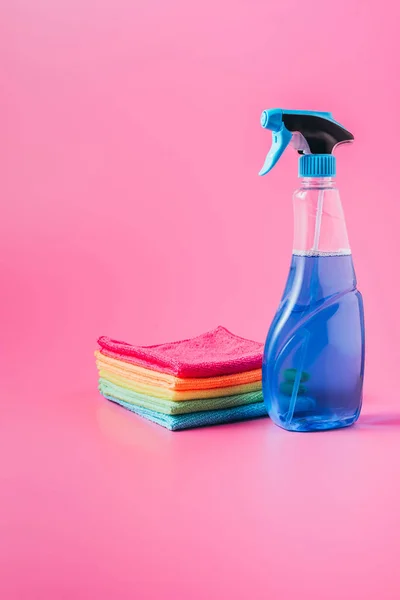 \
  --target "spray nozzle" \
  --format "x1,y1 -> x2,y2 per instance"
259,109 -> 354,177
